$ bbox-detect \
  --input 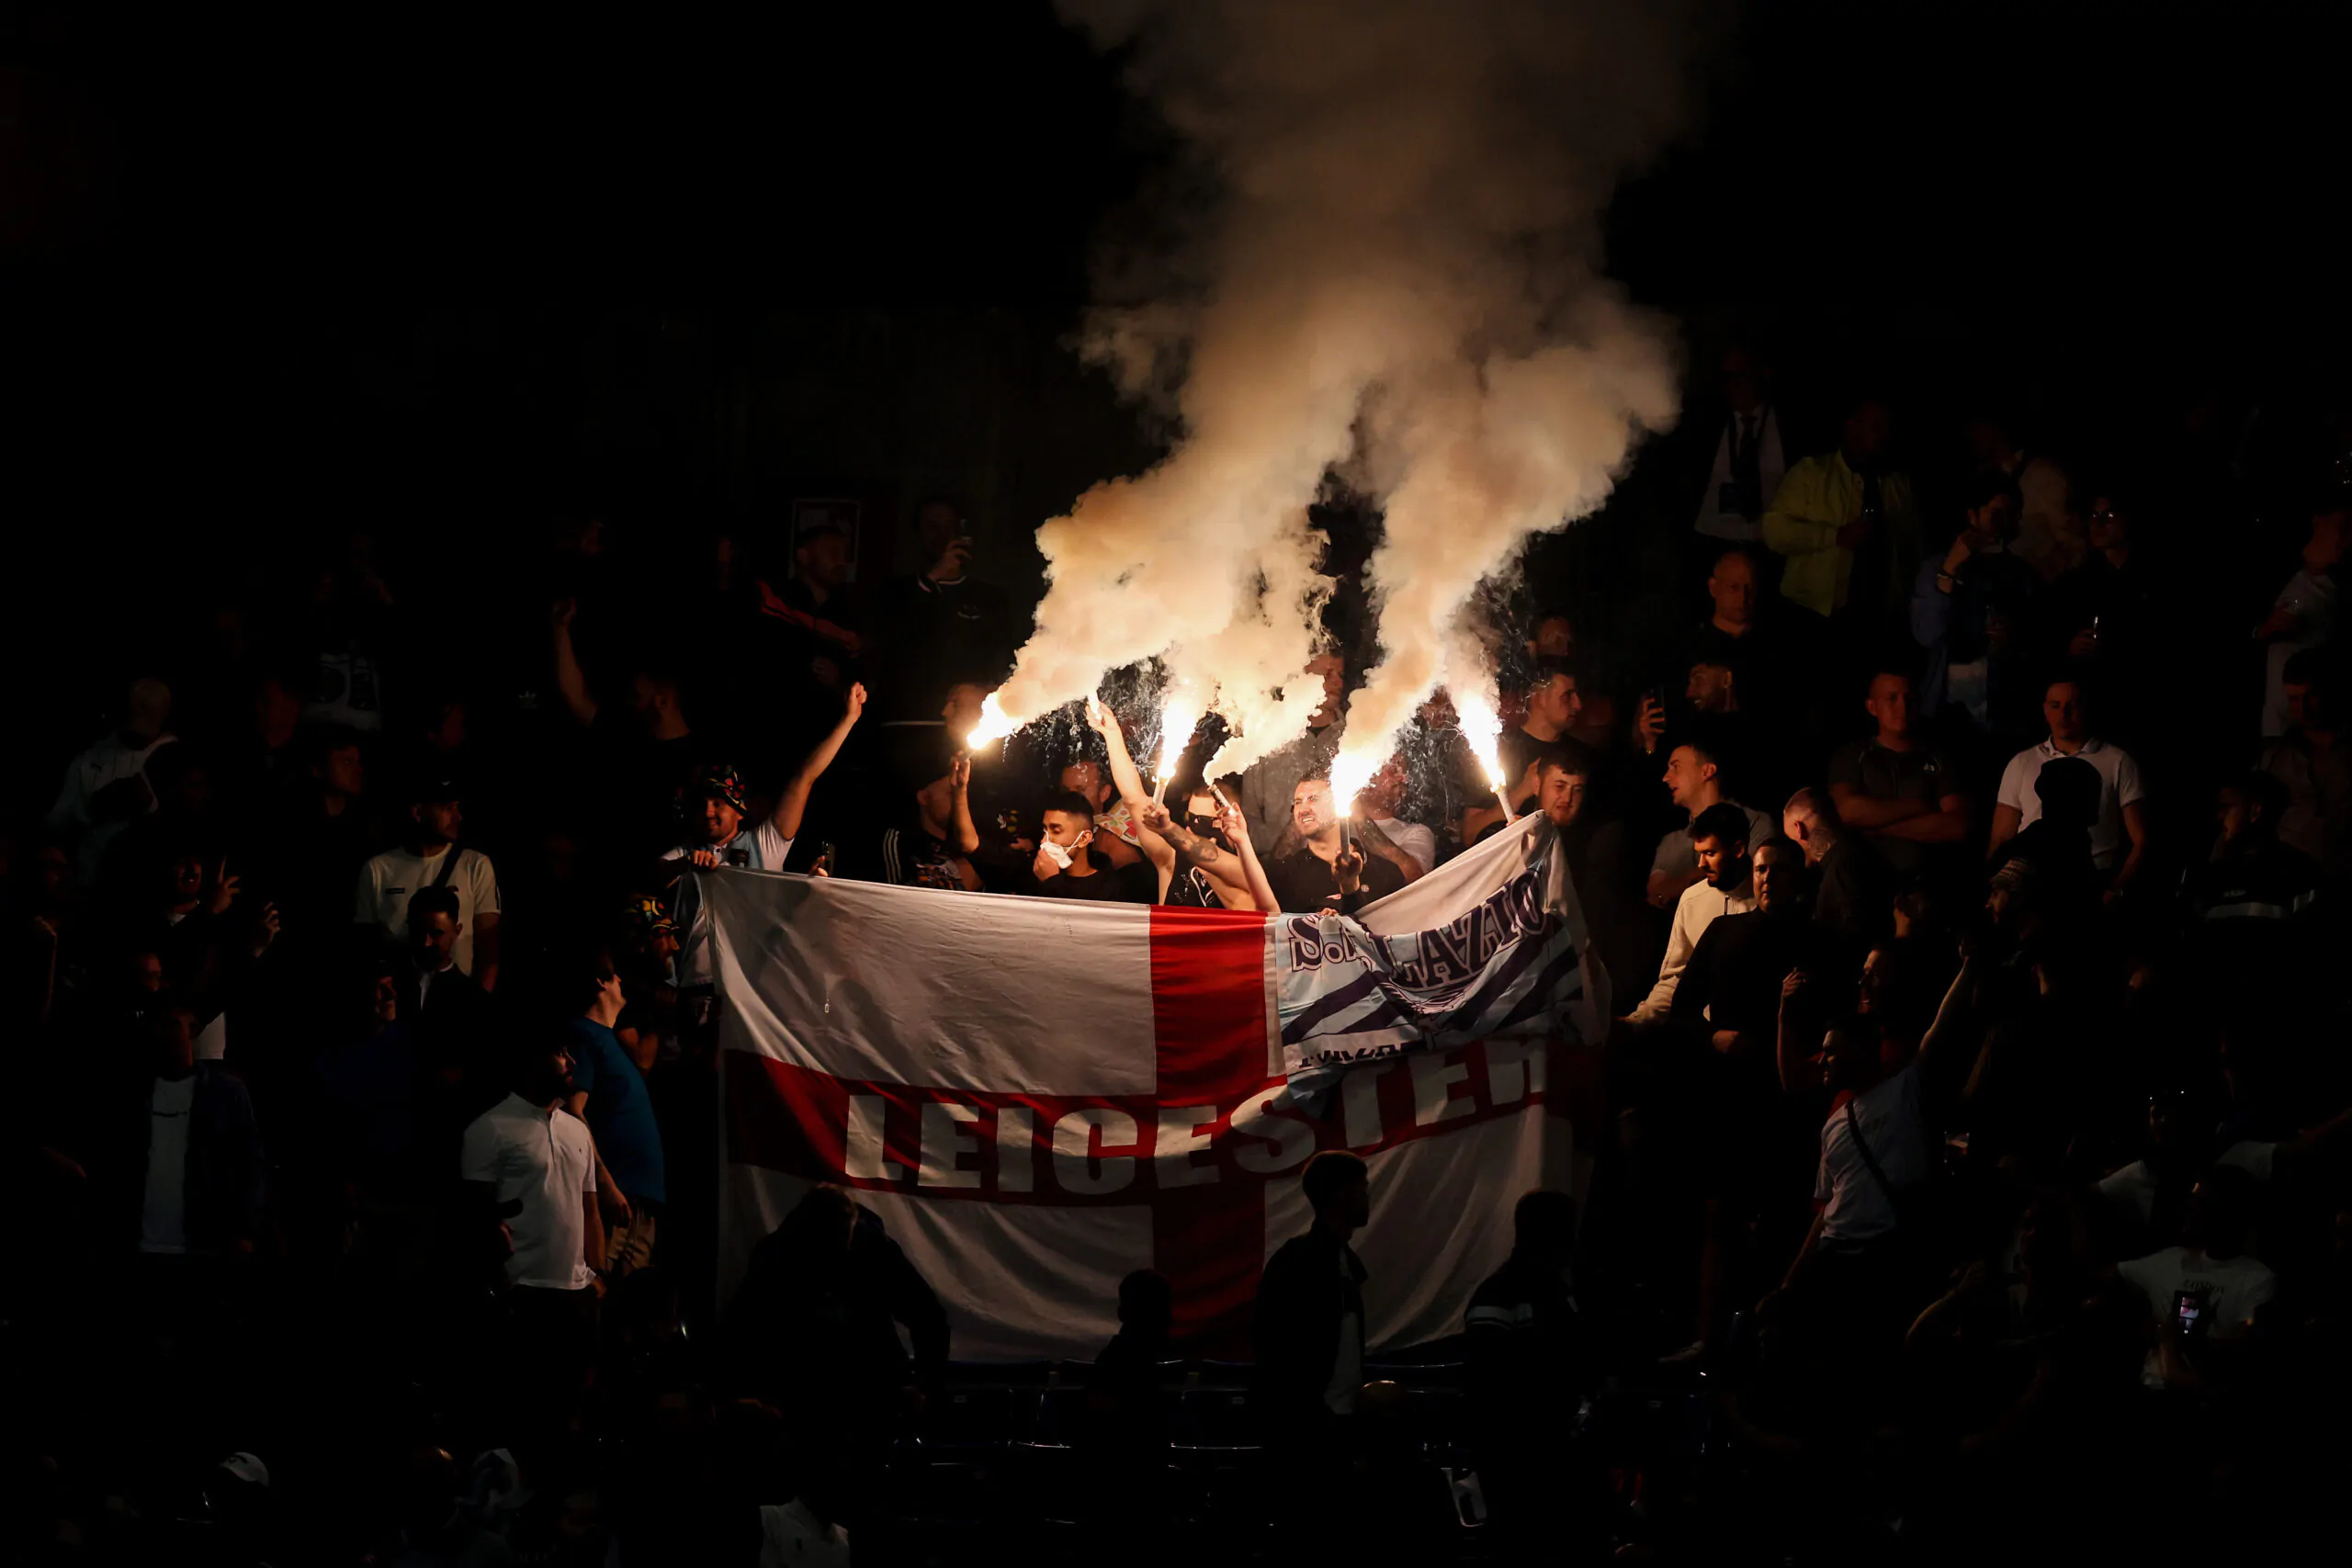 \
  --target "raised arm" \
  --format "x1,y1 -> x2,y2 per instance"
943,752 -> 981,858
1139,795 -> 1278,913
550,598 -> 599,728
773,682 -> 866,842
1087,695 -> 1157,808
1219,796 -> 1280,914
1774,969 -> 1812,1095
1087,698 -> 1178,894
1912,951 -> 1980,1095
